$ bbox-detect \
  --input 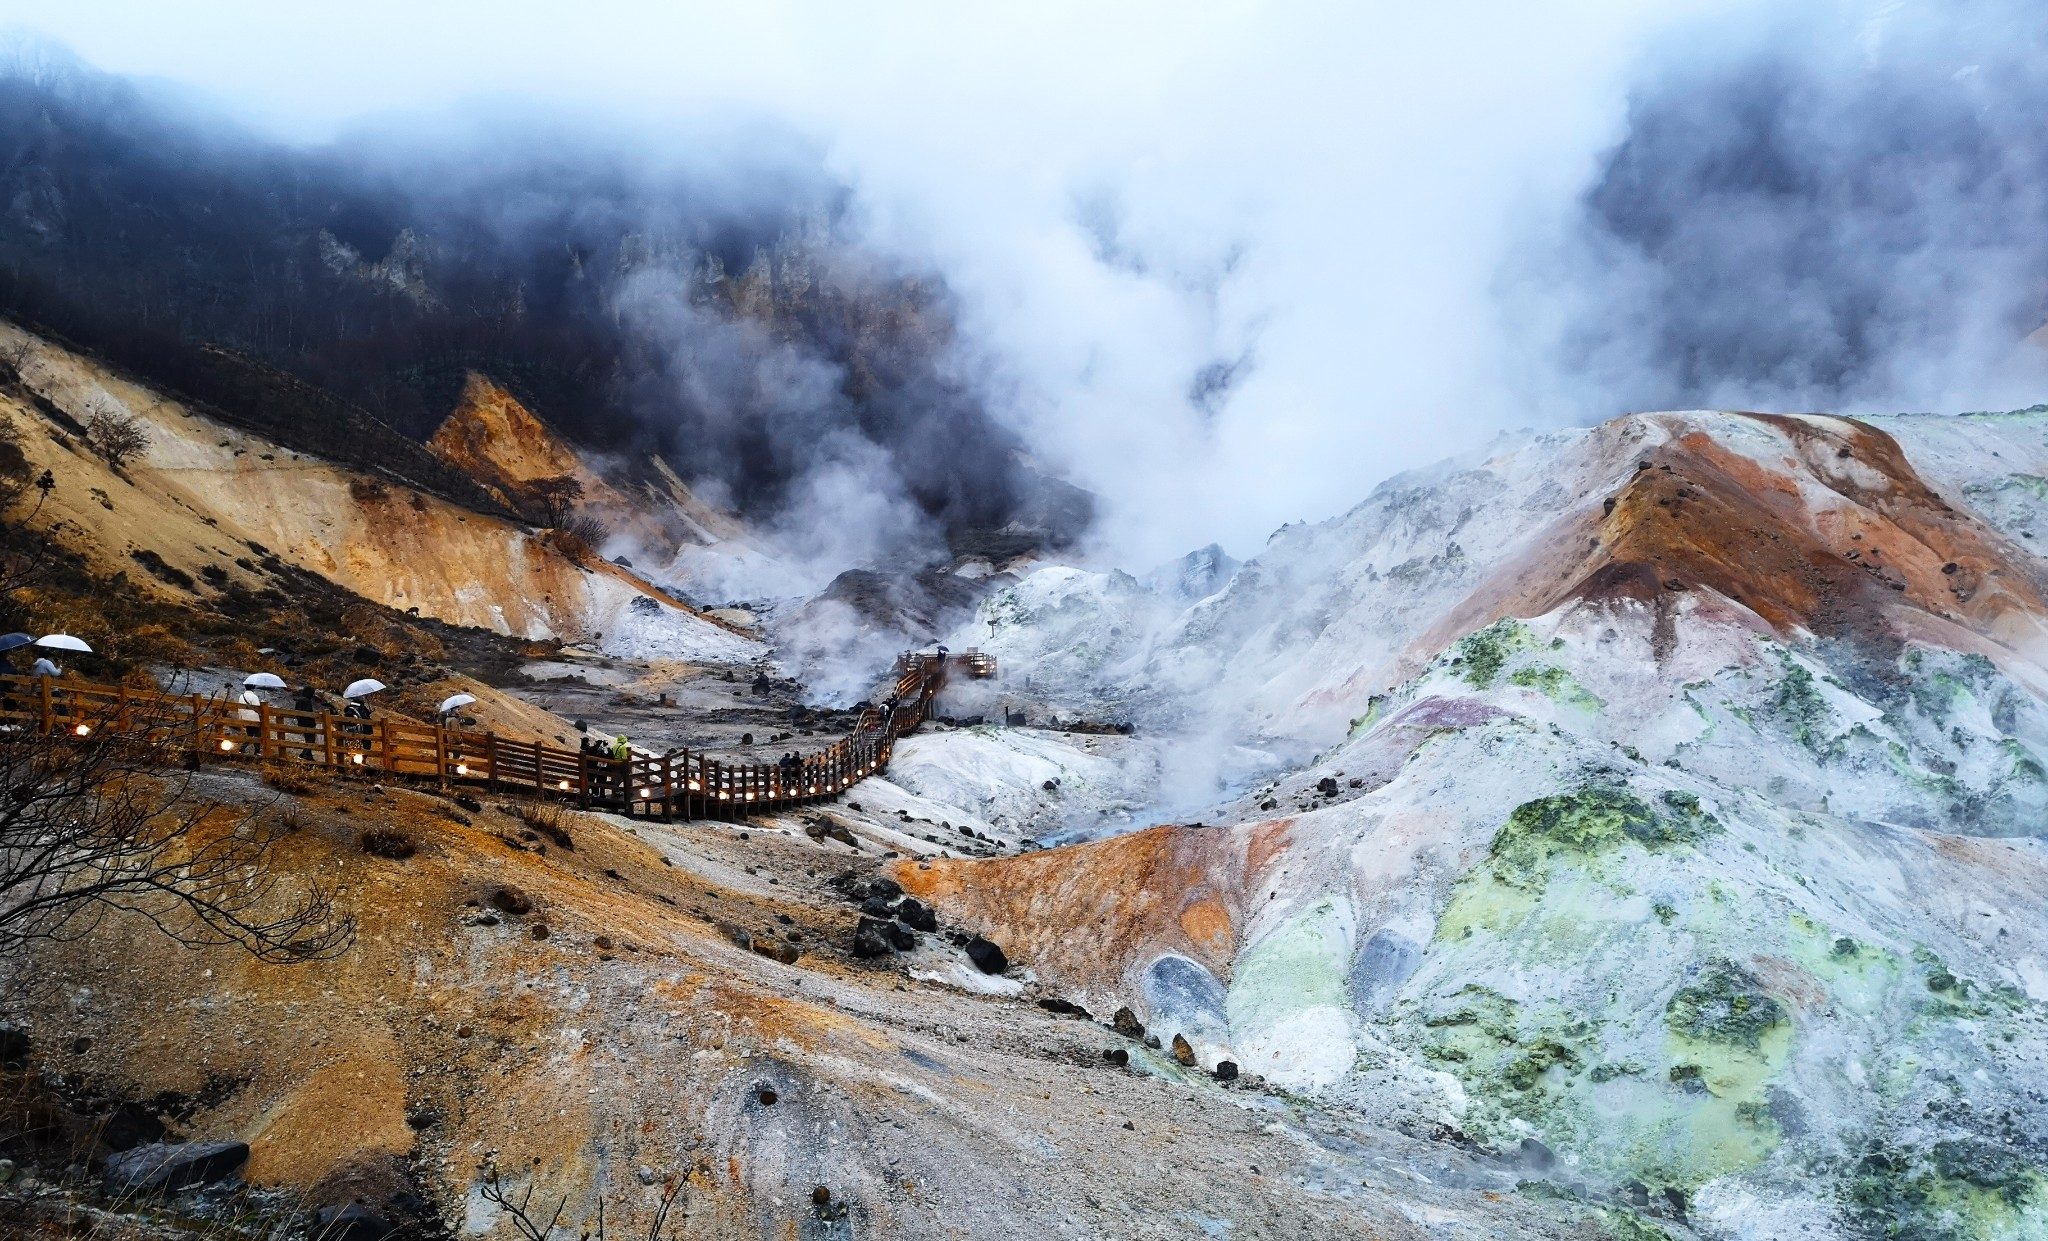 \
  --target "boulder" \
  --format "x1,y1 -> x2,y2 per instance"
1103,1048 -> 1130,1067
1213,1060 -> 1239,1082
896,898 -> 938,932
964,936 -> 1009,975
887,922 -> 919,951
488,887 -> 532,916
103,1141 -> 249,1196
1316,776 -> 1340,797
1171,1034 -> 1197,1067
753,938 -> 800,965
851,917 -> 897,958
869,877 -> 903,900
1111,1007 -> 1146,1039
859,895 -> 899,918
